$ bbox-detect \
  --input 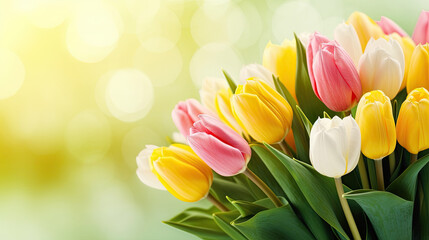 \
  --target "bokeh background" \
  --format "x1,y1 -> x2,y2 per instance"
0,0 -> 428,239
